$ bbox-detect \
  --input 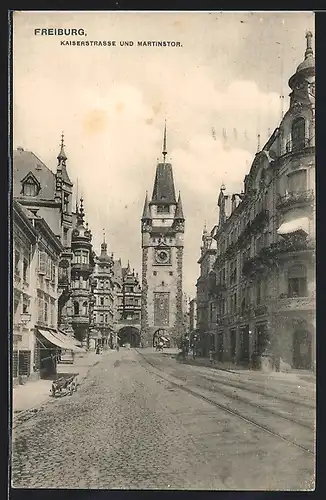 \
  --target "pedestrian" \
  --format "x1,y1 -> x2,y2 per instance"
209,348 -> 213,364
